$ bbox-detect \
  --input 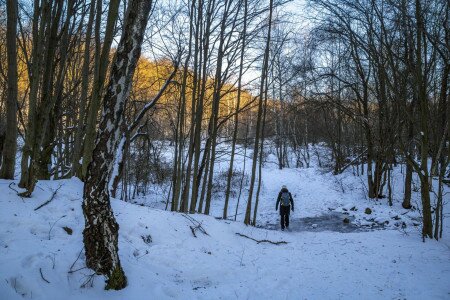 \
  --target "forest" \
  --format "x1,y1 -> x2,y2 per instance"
0,0 -> 449,298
